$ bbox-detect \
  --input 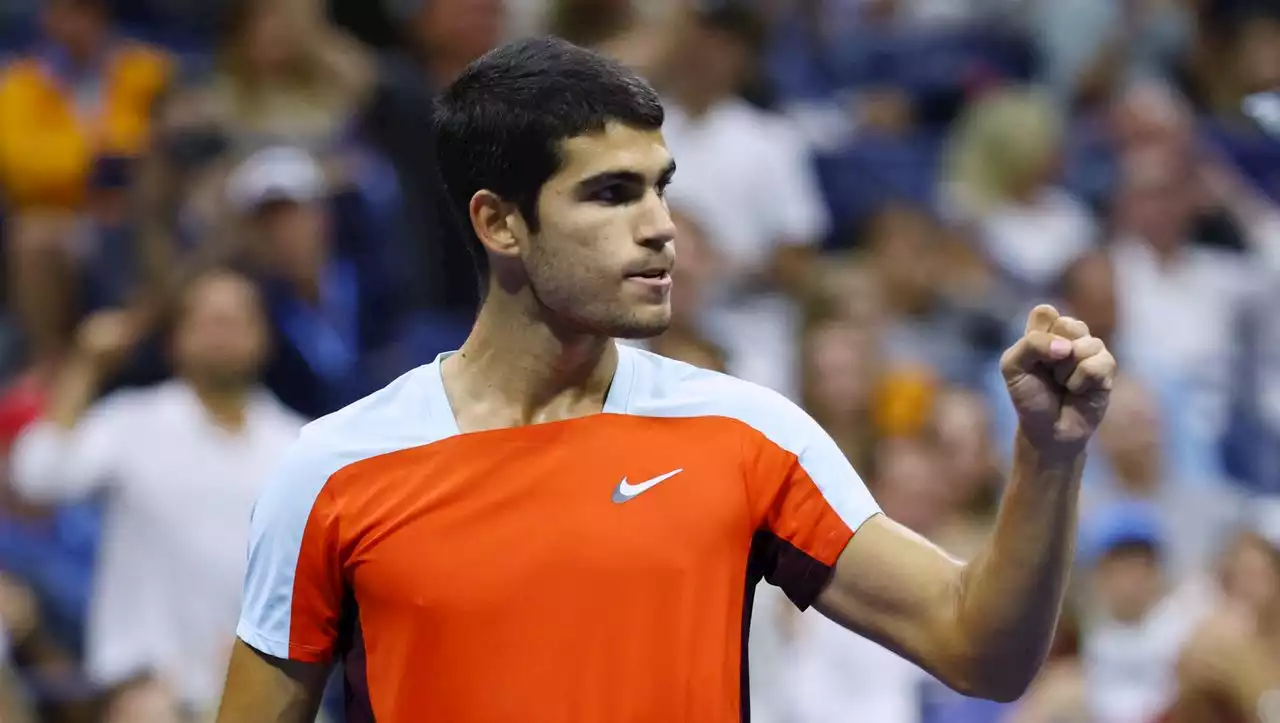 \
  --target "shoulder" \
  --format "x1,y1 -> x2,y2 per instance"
257,364 -> 453,505
622,347 -> 822,456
